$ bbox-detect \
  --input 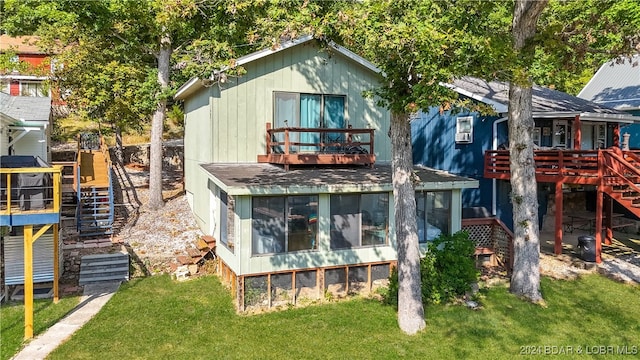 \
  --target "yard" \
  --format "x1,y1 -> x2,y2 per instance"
3,273 -> 638,360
